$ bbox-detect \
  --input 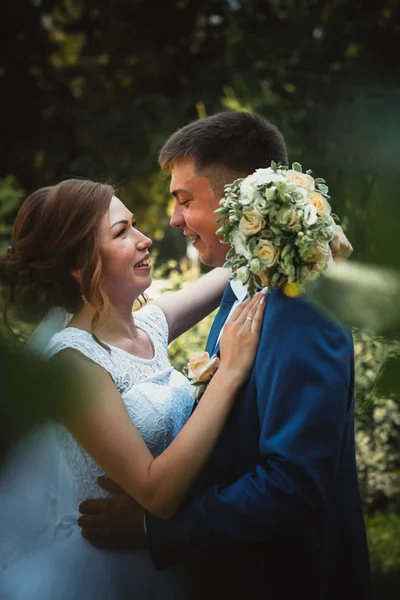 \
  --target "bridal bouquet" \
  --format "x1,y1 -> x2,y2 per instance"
215,162 -> 337,297
185,351 -> 220,401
